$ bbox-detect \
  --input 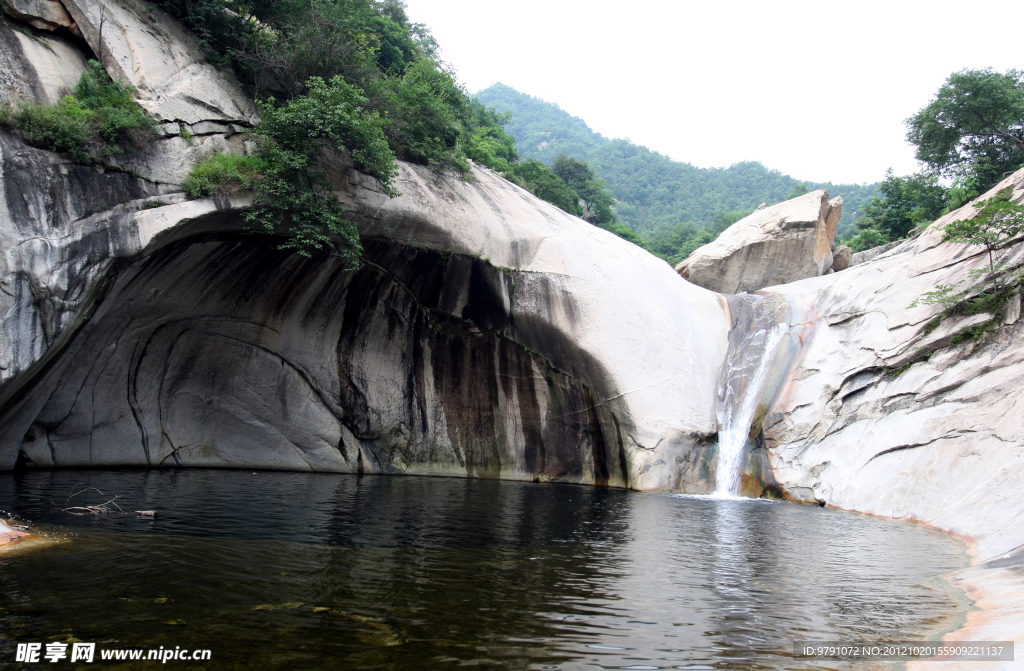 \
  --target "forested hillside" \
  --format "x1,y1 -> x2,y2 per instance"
475,83 -> 879,235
